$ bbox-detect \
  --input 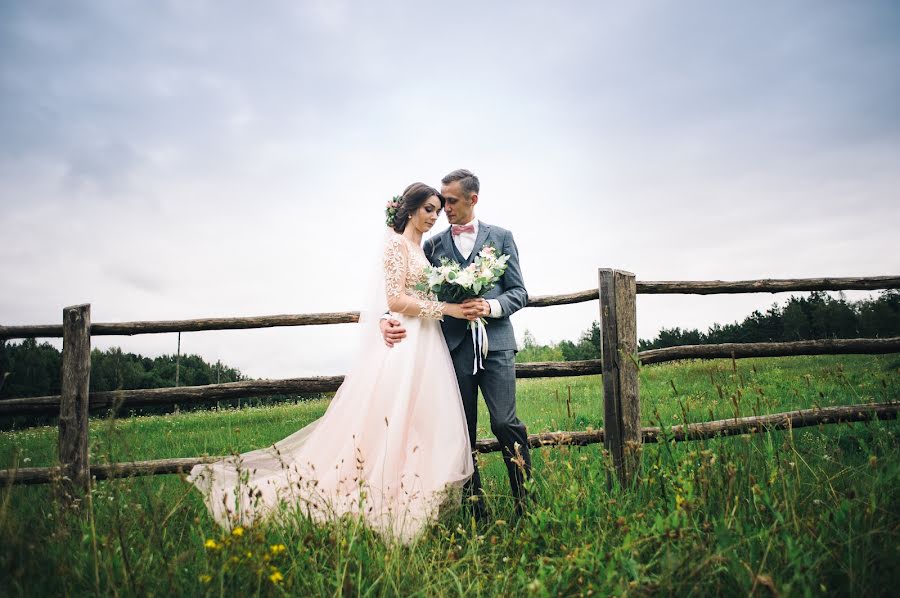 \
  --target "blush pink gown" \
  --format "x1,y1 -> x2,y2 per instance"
188,233 -> 473,543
